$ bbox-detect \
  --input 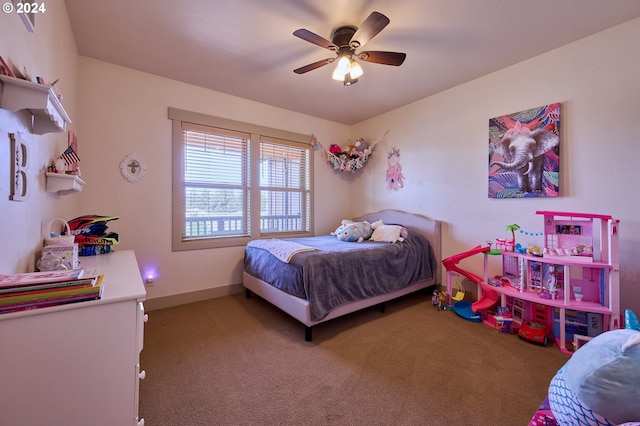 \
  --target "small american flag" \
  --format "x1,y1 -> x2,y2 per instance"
59,145 -> 80,165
